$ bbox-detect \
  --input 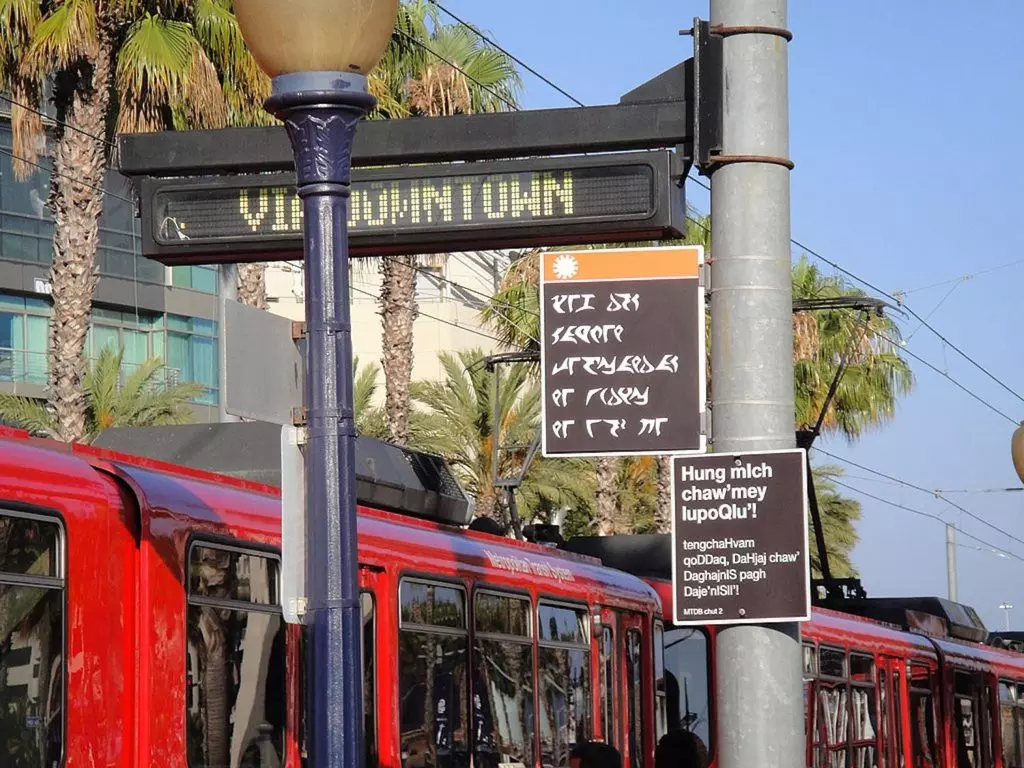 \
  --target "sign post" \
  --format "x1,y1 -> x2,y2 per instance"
671,448 -> 810,625
540,245 -> 706,458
